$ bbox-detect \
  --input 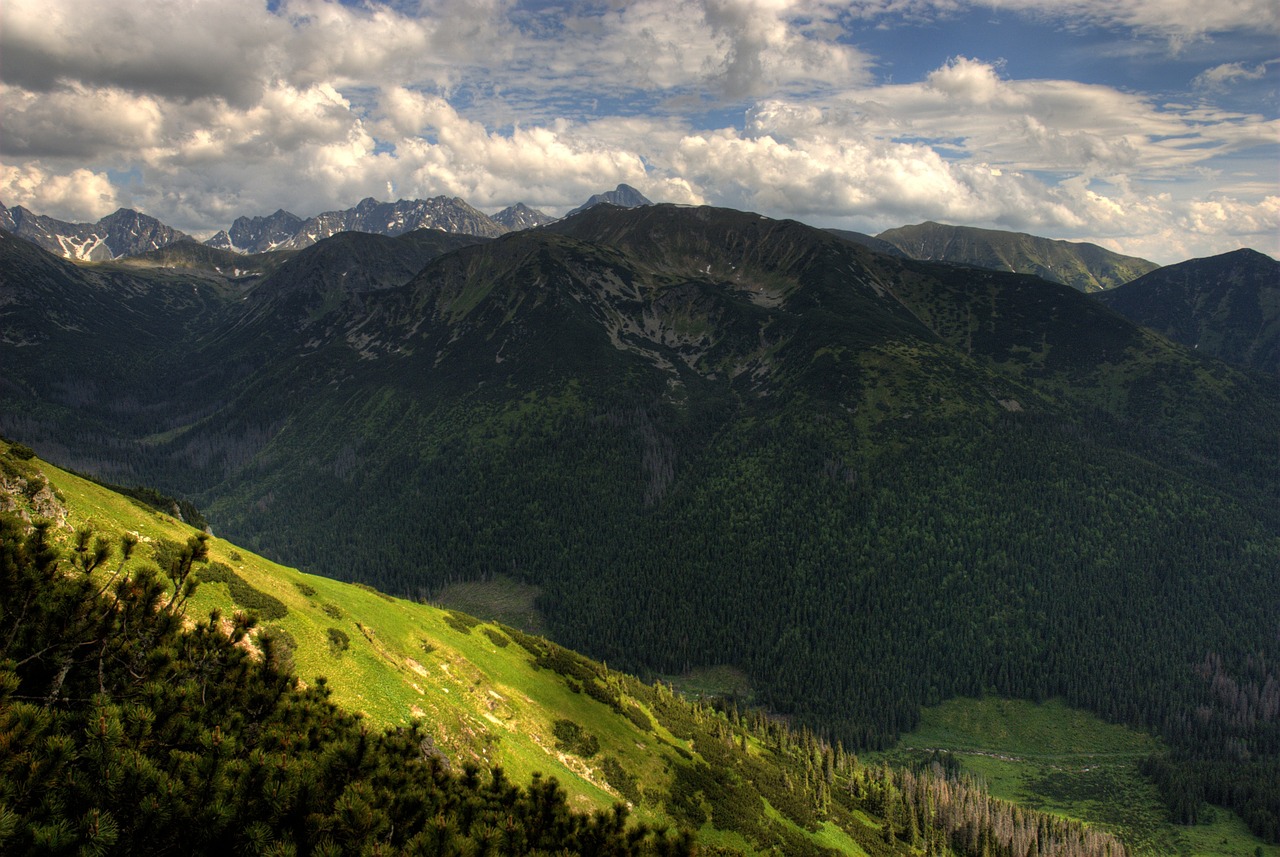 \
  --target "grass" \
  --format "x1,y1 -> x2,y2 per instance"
878,696 -> 1280,857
